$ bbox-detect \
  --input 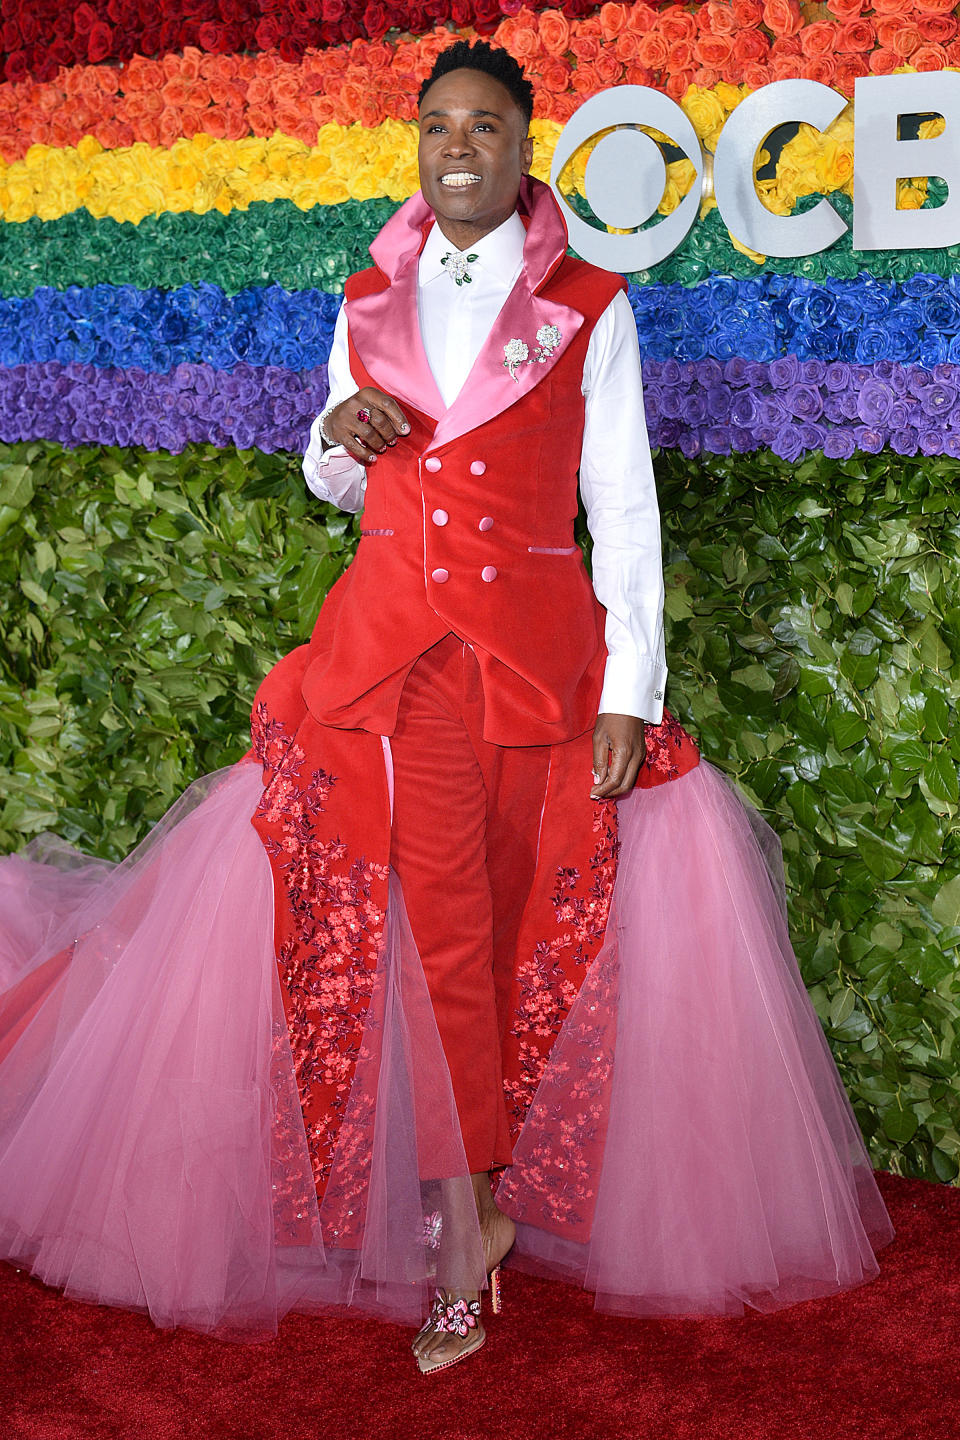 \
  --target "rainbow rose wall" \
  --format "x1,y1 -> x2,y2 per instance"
1,0 -> 960,1185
